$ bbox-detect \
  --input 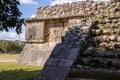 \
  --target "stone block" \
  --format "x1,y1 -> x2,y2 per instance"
56,46 -> 70,59
80,34 -> 89,40
114,44 -> 120,49
45,58 -> 59,66
85,21 -> 92,26
51,43 -> 63,57
58,59 -> 74,67
67,48 -> 80,60
81,26 -> 90,30
26,21 -> 45,42
42,43 -> 49,49
52,43 -> 70,59
36,66 -> 71,80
